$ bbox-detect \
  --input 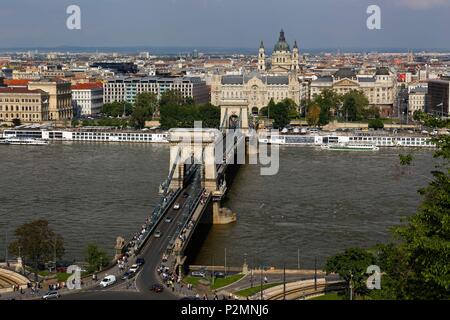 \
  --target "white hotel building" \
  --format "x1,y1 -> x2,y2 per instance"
71,83 -> 104,116
103,76 -> 209,104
